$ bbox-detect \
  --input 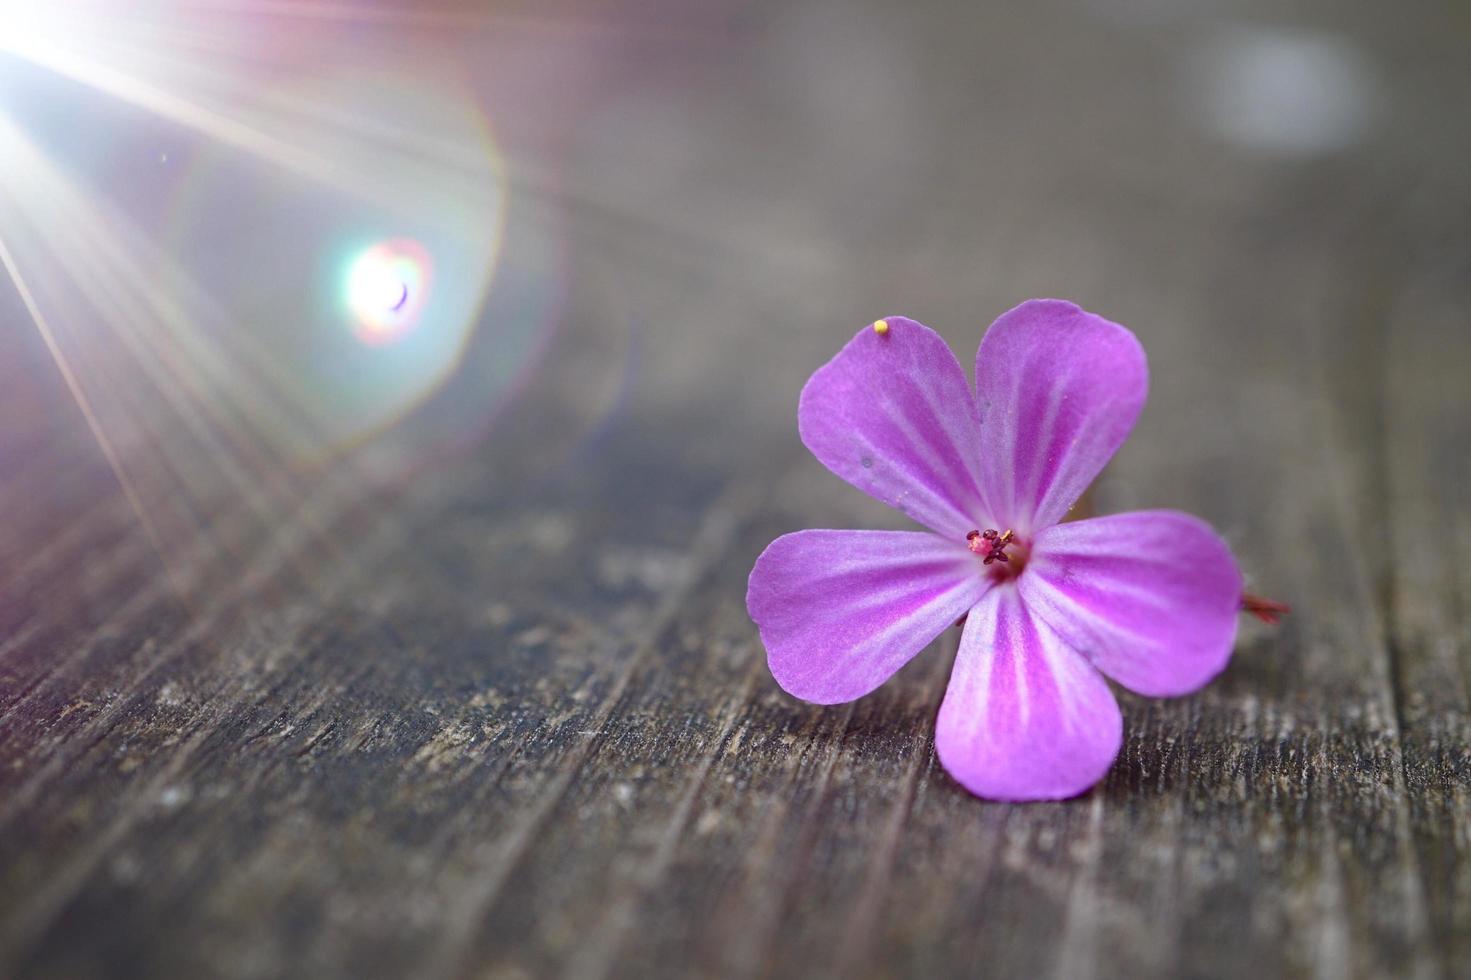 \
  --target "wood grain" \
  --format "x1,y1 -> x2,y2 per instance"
2,1 -> 1469,977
